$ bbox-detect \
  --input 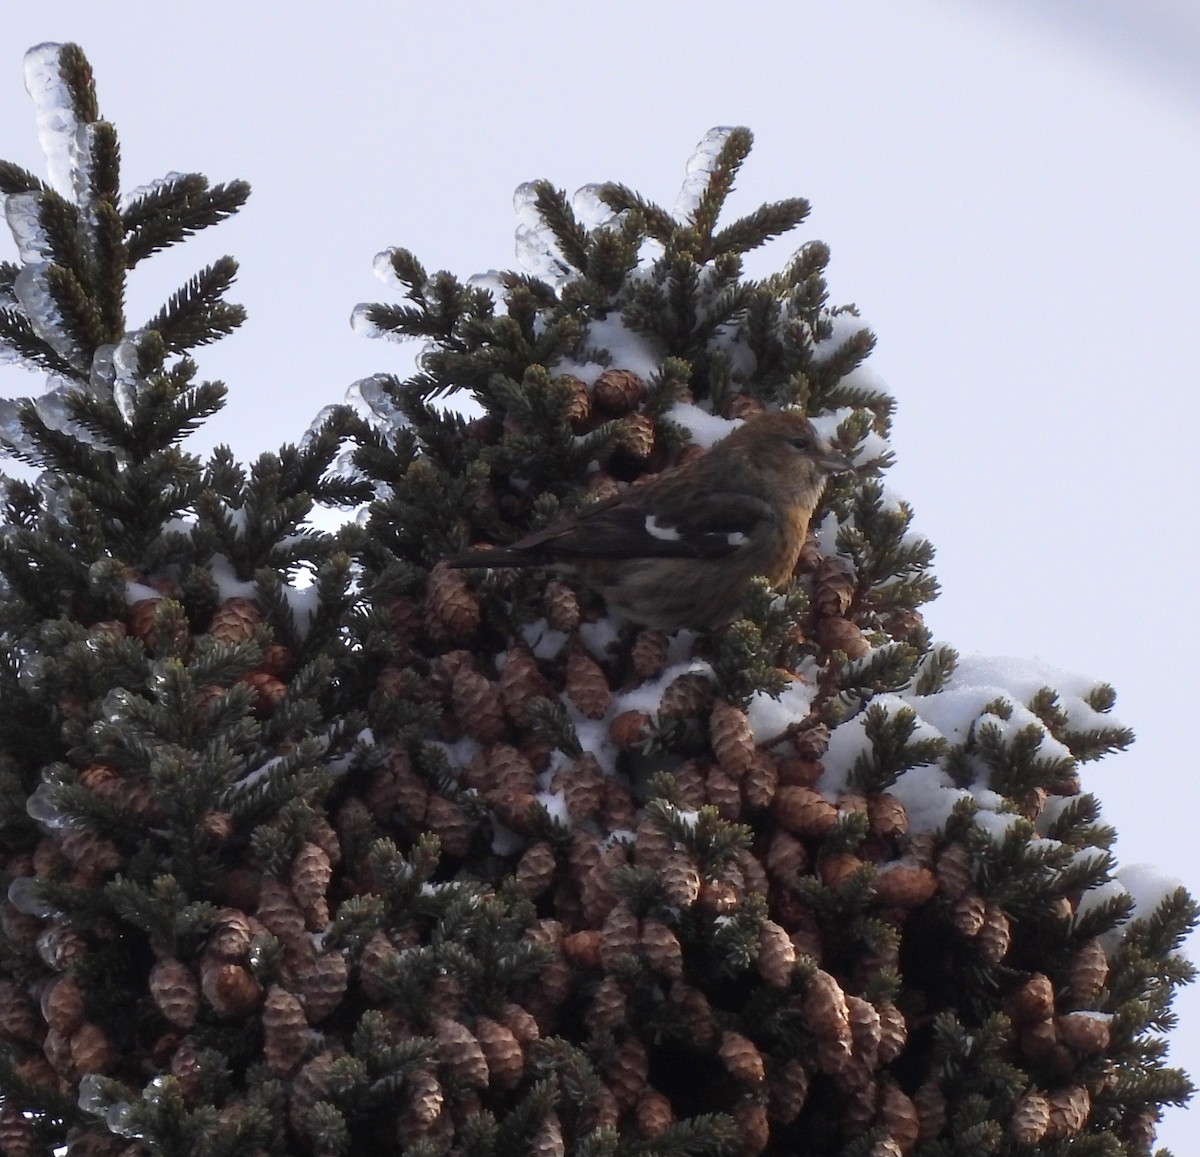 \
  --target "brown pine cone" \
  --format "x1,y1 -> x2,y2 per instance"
208,597 -> 263,644
149,959 -> 200,1028
709,699 -> 755,775
426,560 -> 481,639
565,650 -> 611,719
592,369 -> 646,416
